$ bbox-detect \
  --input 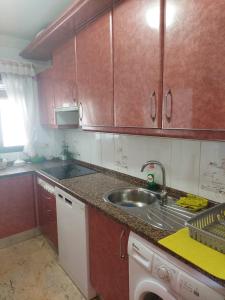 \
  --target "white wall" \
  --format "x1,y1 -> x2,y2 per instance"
64,130 -> 225,203
34,127 -> 65,159
0,34 -> 50,73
